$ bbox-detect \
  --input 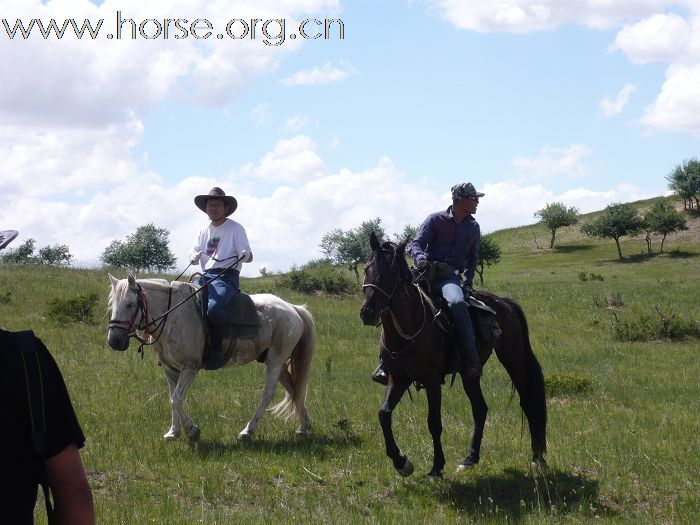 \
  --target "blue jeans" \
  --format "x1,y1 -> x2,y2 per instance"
199,269 -> 240,324
434,275 -> 480,368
